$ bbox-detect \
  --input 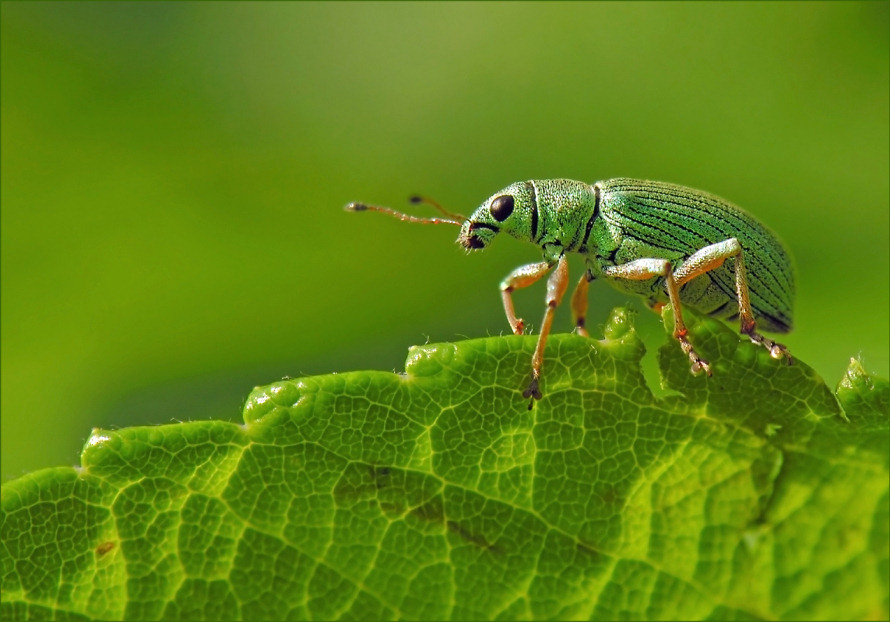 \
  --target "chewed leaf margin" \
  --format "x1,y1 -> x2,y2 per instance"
1,308 -> 887,621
